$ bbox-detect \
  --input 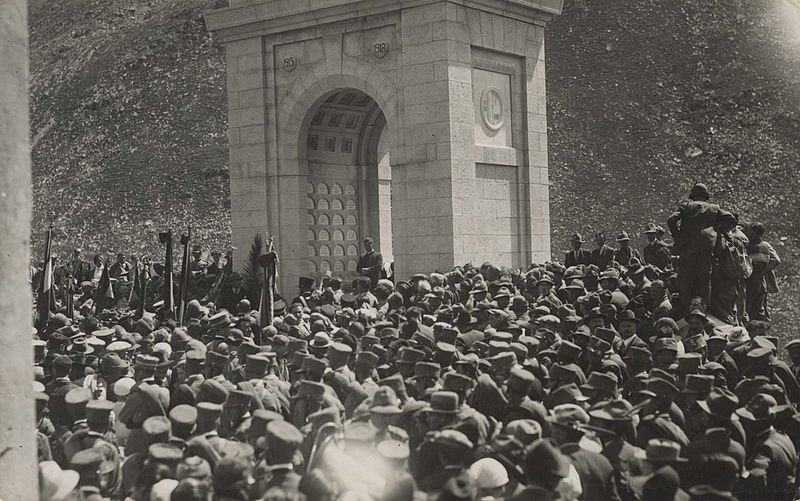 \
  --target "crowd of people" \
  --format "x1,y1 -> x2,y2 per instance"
31,183 -> 798,501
